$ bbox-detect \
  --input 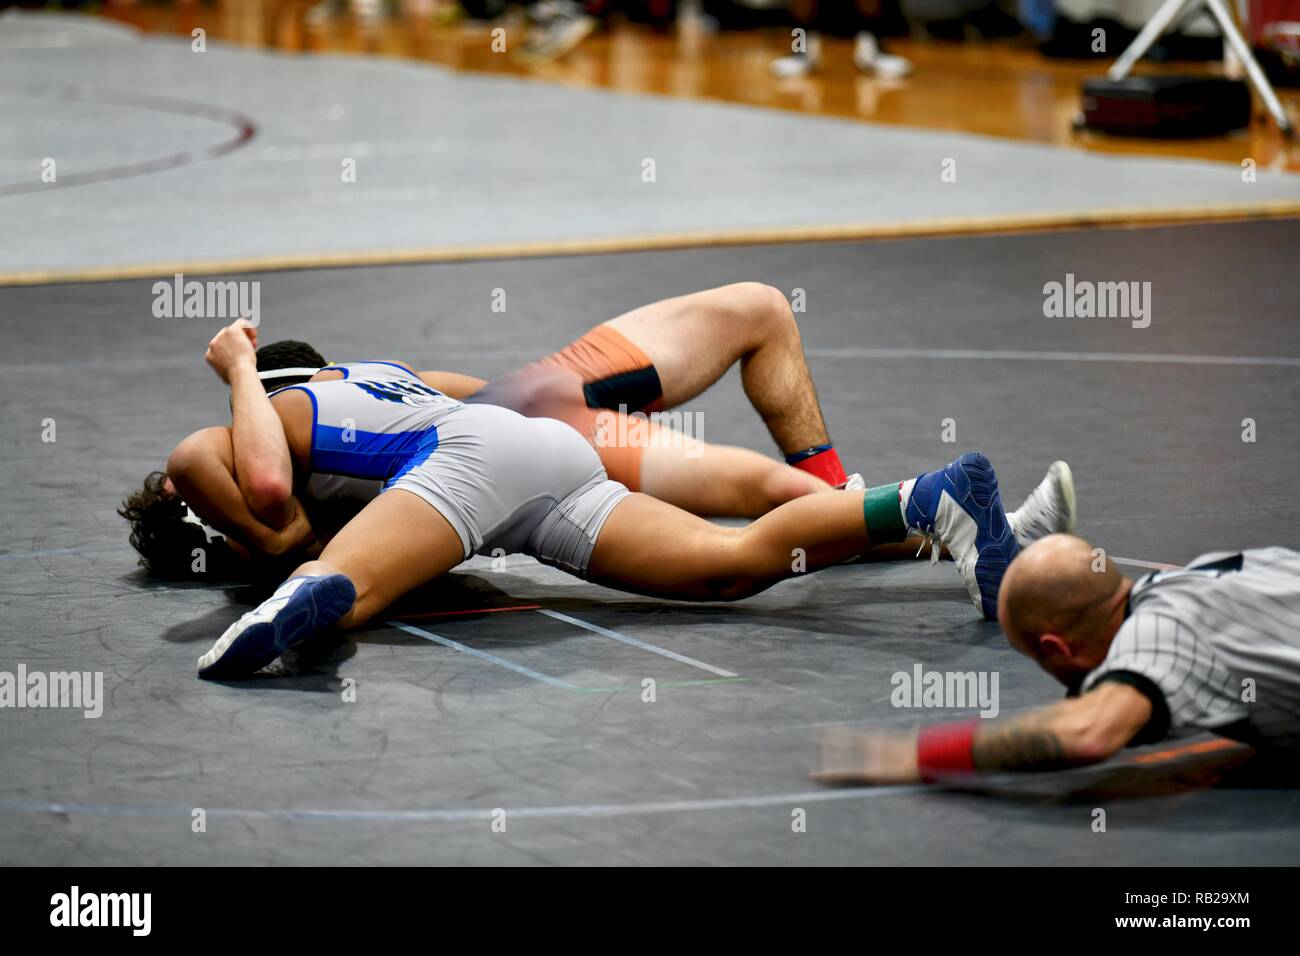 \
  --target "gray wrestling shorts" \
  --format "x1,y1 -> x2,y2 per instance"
385,402 -> 630,577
